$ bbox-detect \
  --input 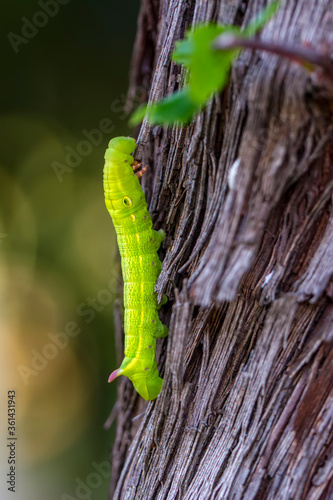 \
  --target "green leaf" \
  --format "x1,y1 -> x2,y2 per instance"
244,1 -> 280,37
129,104 -> 148,126
172,38 -> 195,66
130,90 -> 199,126
129,3 -> 280,127
173,24 -> 240,104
